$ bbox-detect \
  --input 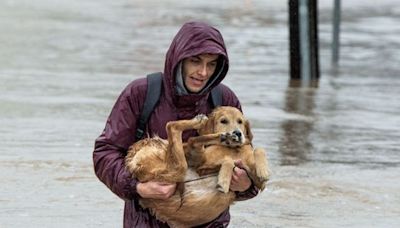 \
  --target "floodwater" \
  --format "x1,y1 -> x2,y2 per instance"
1,0 -> 399,227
